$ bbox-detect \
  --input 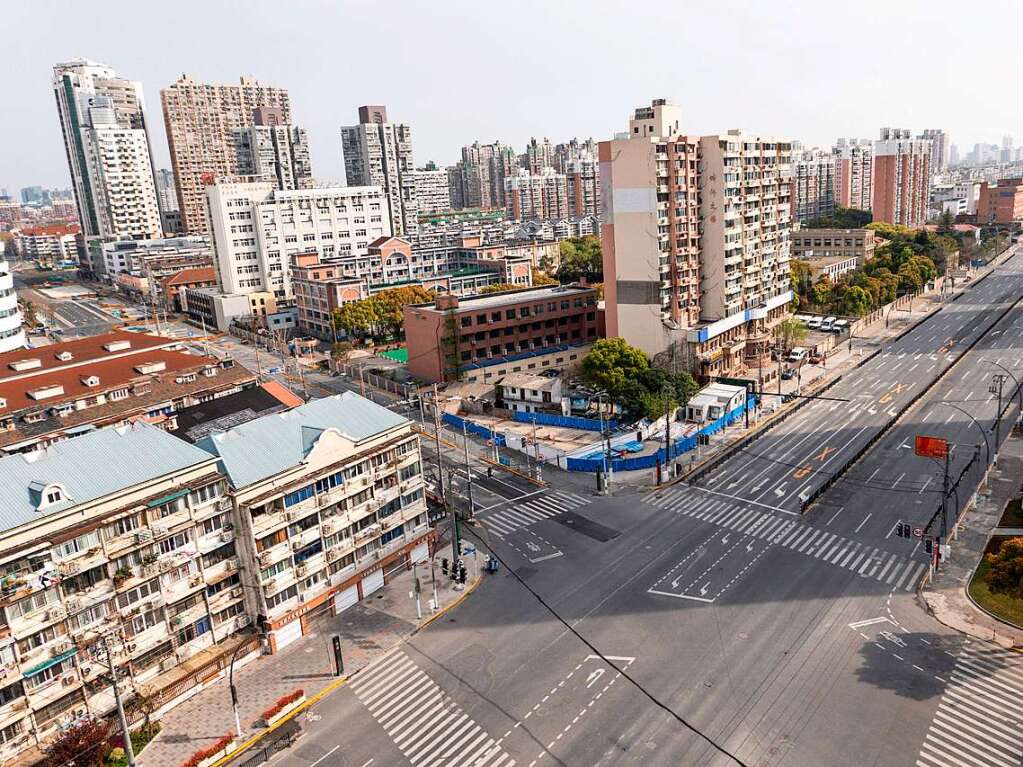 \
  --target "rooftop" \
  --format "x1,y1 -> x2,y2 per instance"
170,383 -> 301,443
0,422 -> 215,533
0,332 -> 172,381
499,373 -> 560,391
420,284 -> 595,312
197,391 -> 409,488
163,267 -> 217,287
